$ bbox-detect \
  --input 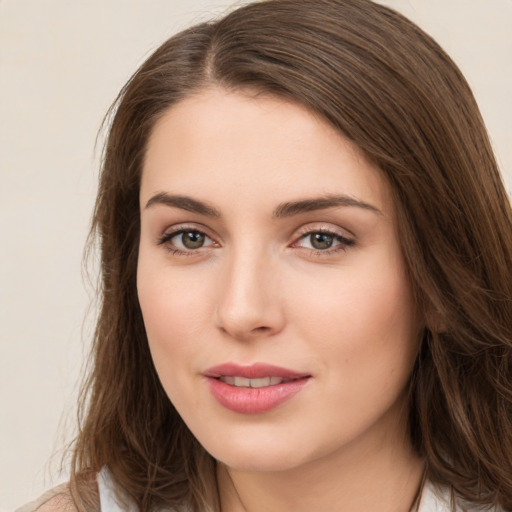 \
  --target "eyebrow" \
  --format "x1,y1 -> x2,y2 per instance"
145,192 -> 221,217
144,192 -> 381,218
272,194 -> 381,218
